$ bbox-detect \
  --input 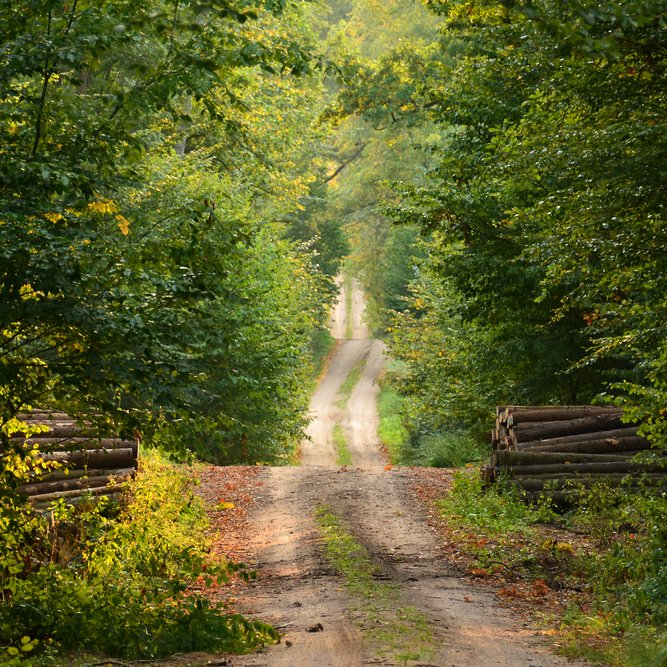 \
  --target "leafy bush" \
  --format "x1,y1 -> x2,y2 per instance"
0,450 -> 278,662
